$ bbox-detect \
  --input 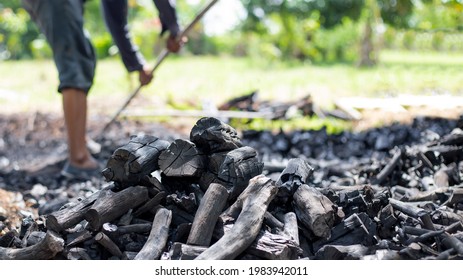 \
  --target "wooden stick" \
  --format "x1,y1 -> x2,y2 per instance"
95,232 -> 123,258
85,186 -> 149,230
133,191 -> 166,217
293,184 -> 335,239
134,208 -> 172,260
372,149 -> 402,185
46,183 -> 113,232
187,183 -> 228,246
0,231 -> 64,260
283,212 -> 299,246
196,175 -> 277,260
